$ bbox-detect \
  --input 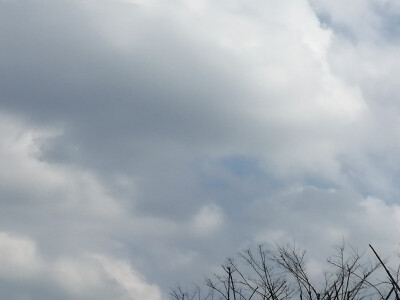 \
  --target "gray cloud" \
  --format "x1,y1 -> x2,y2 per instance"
1,0 -> 400,298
